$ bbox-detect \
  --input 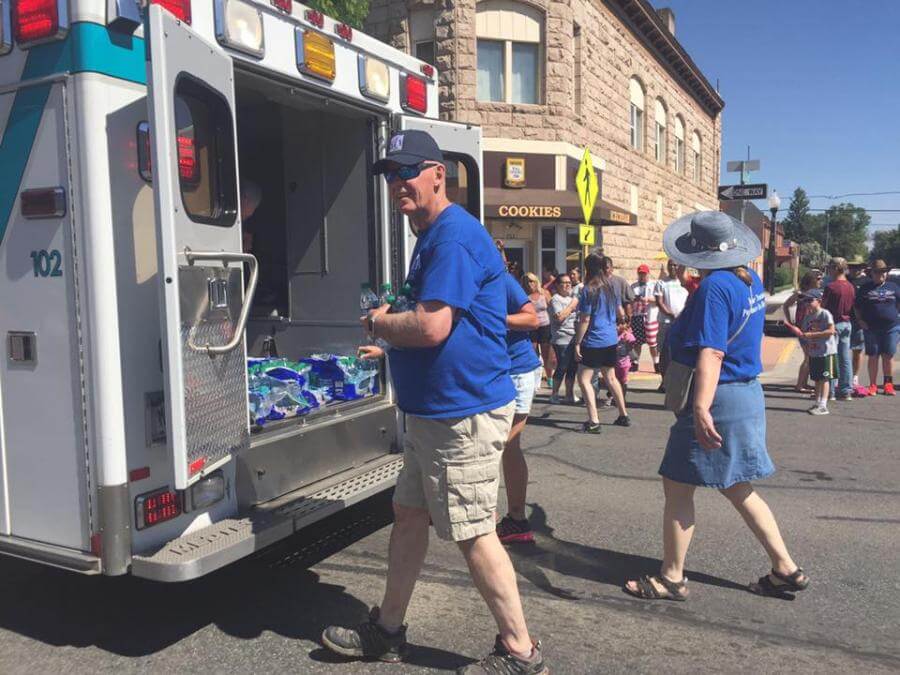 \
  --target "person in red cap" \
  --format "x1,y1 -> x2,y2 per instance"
630,263 -> 660,372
